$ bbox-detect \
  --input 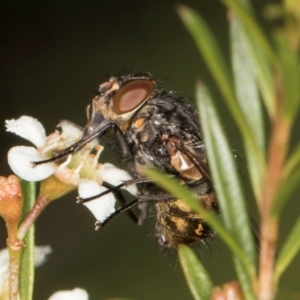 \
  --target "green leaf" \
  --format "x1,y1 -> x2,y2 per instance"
19,180 -> 36,300
177,4 -> 263,167
272,167 -> 300,216
230,16 -> 265,153
284,142 -> 300,179
221,0 -> 277,118
178,245 -> 213,300
146,168 -> 255,281
273,142 -> 300,215
275,214 -> 300,283
230,15 -> 265,199
197,83 -> 256,299
177,4 -> 232,98
274,31 -> 300,122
